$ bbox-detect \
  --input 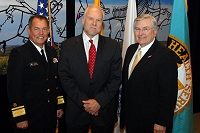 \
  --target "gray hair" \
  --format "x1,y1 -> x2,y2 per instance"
134,14 -> 158,31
